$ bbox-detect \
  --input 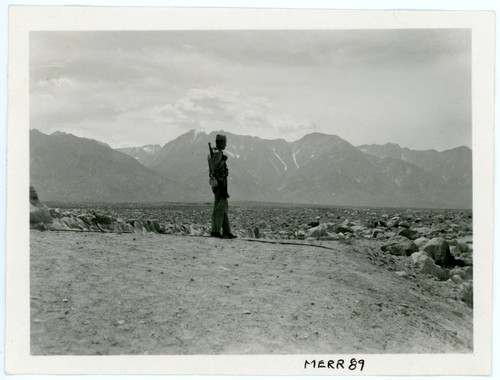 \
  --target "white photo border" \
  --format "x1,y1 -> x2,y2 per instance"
5,5 -> 495,376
